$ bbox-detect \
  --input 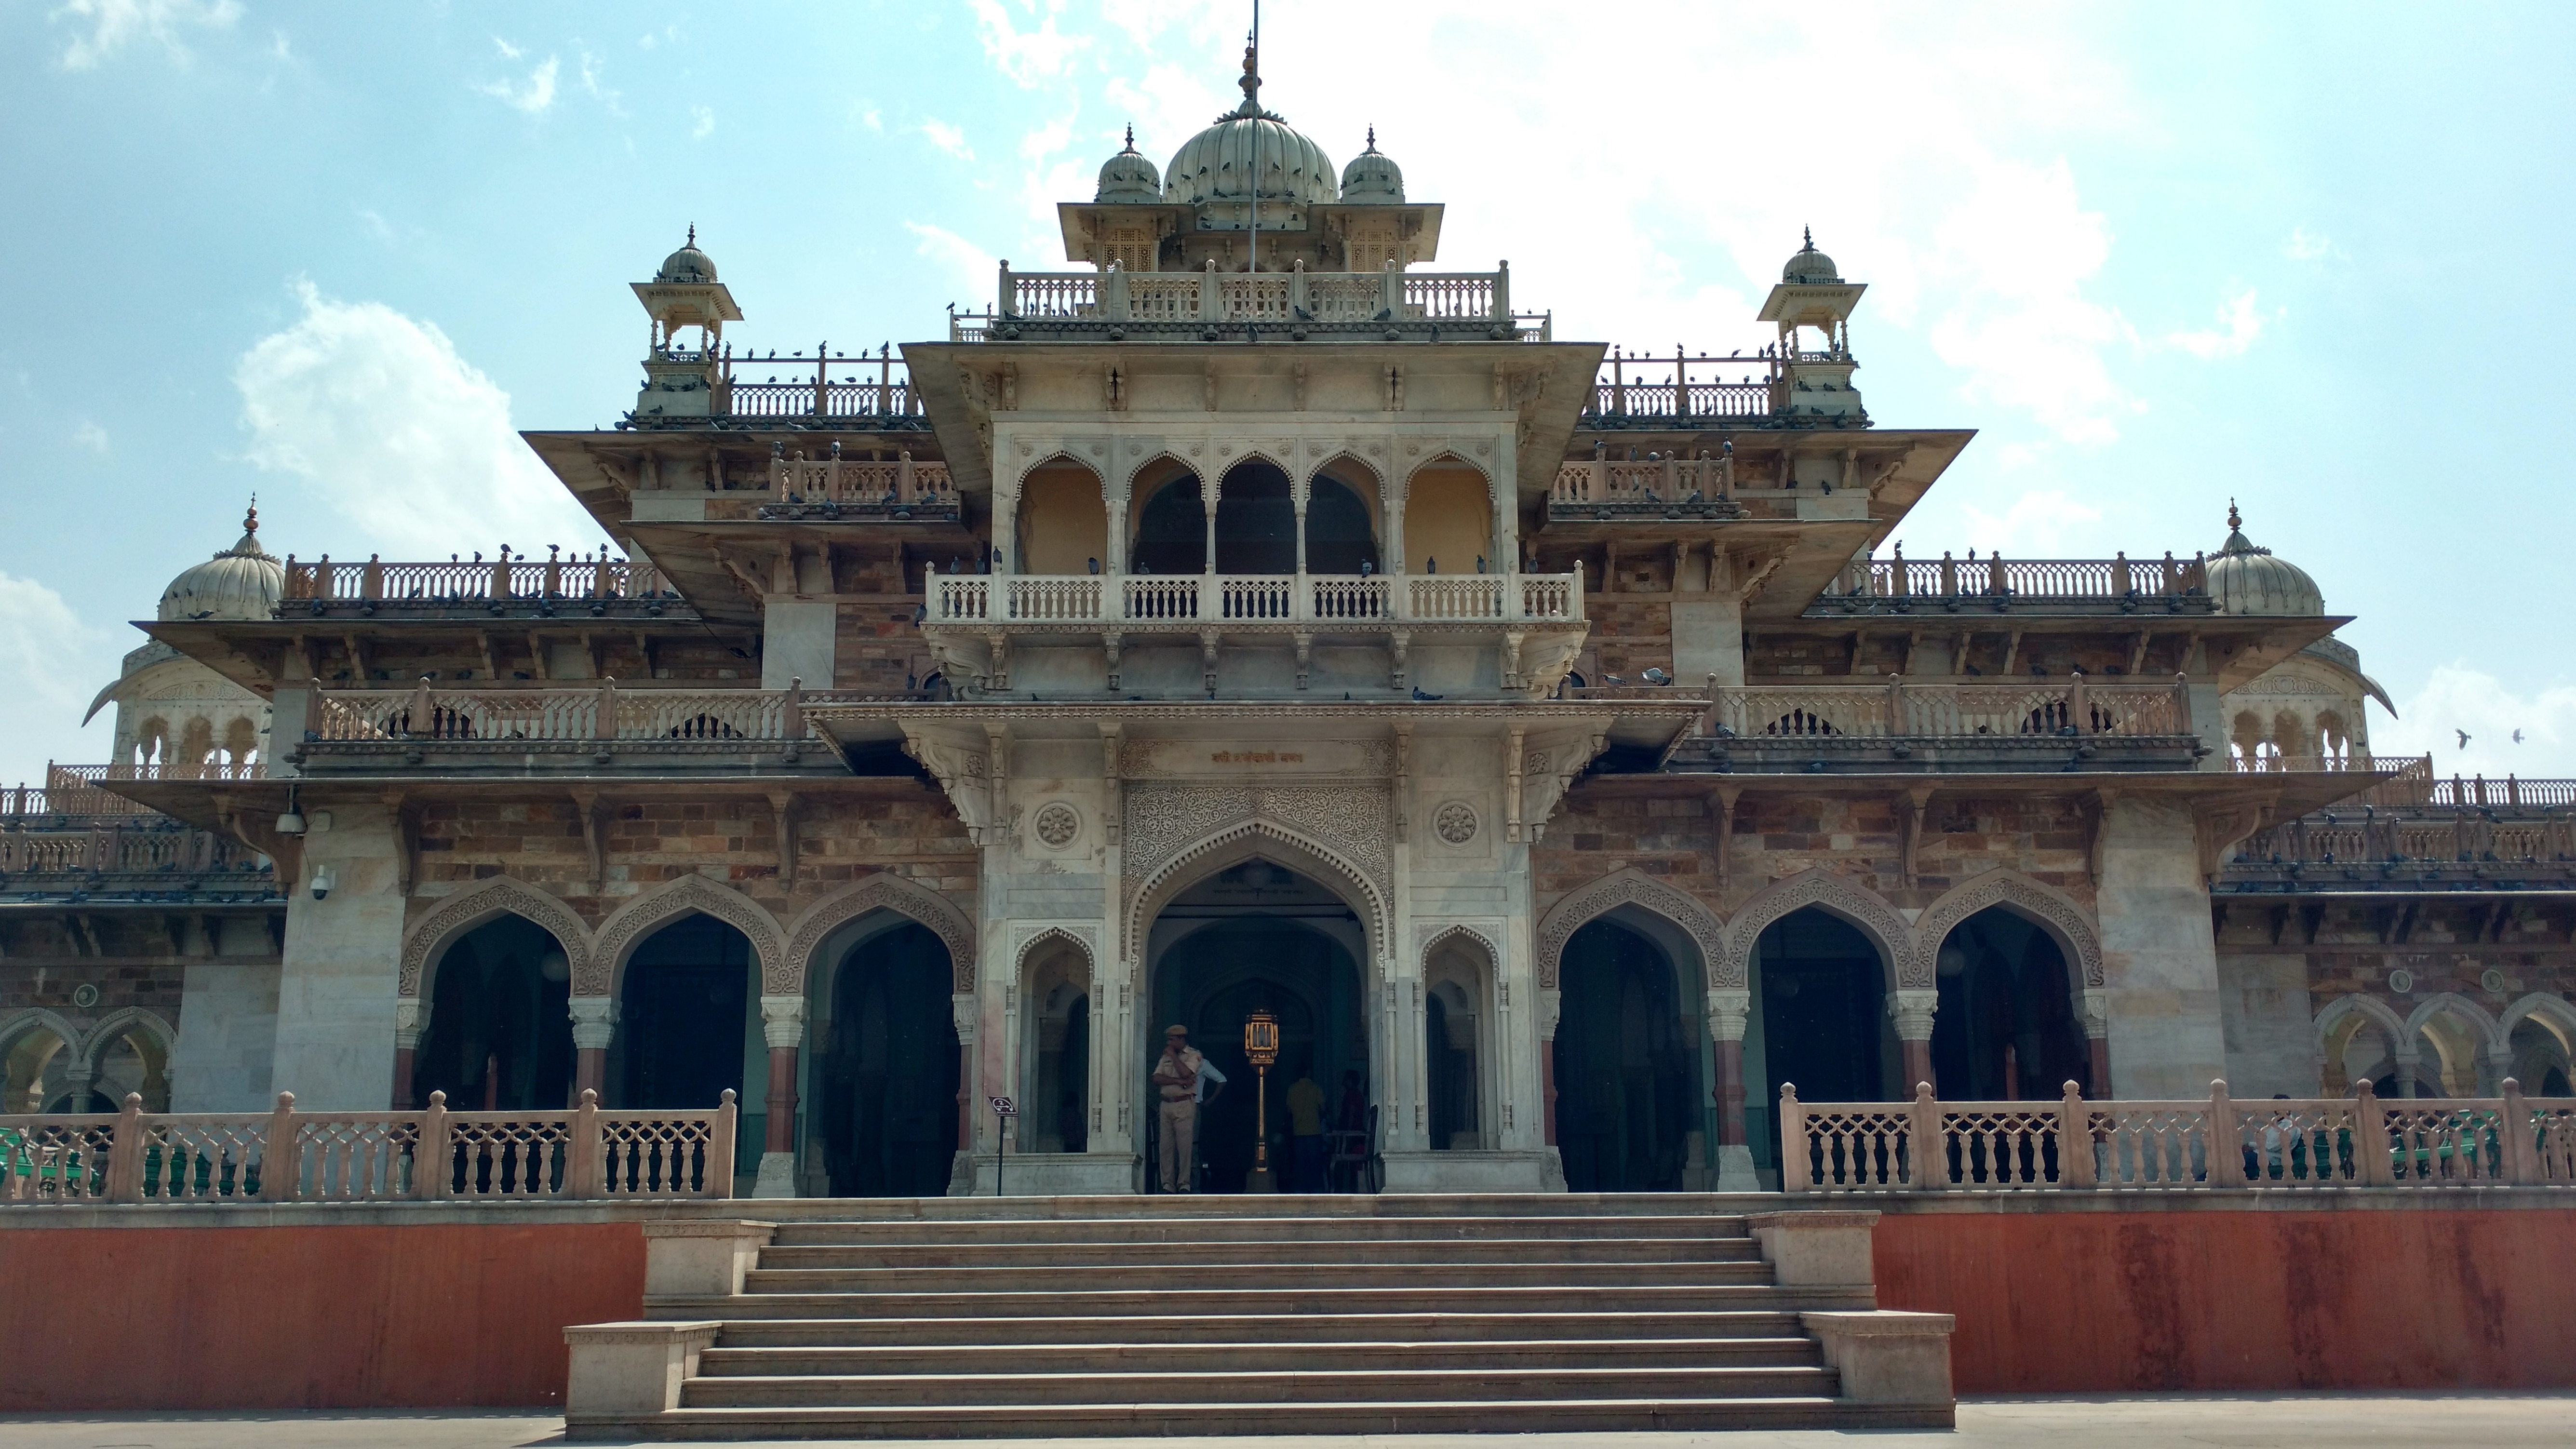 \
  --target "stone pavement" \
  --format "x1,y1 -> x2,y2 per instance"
0,1395 -> 2569,1448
